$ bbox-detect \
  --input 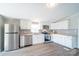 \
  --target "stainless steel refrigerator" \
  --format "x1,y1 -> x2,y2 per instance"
4,24 -> 19,51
